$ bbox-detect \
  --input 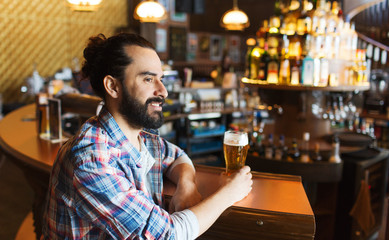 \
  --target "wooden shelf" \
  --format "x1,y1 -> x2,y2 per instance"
242,80 -> 370,92
164,107 -> 252,122
360,112 -> 389,121
169,87 -> 238,93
